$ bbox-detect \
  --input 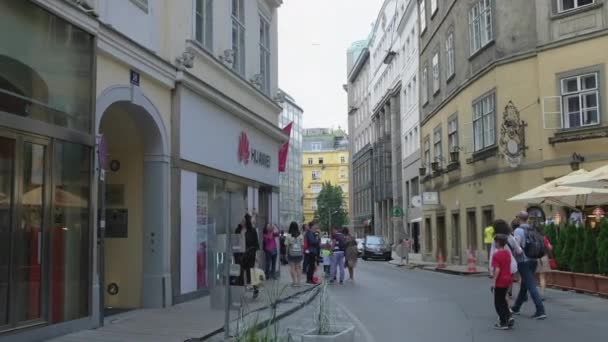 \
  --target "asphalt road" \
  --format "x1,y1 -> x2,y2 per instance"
325,259 -> 608,342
